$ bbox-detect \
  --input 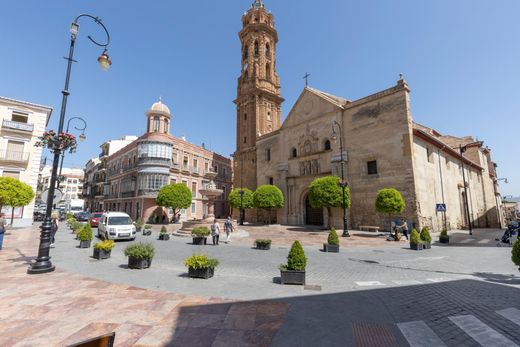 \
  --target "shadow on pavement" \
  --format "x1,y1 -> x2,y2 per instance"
473,272 -> 520,285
